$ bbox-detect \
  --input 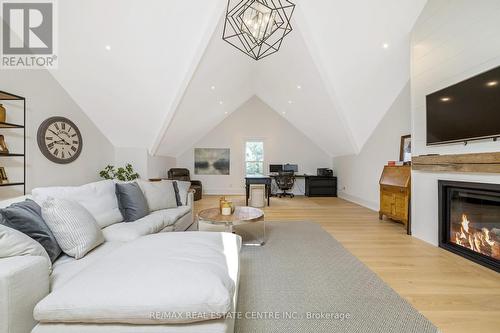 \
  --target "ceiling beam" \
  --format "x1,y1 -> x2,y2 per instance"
150,1 -> 227,156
